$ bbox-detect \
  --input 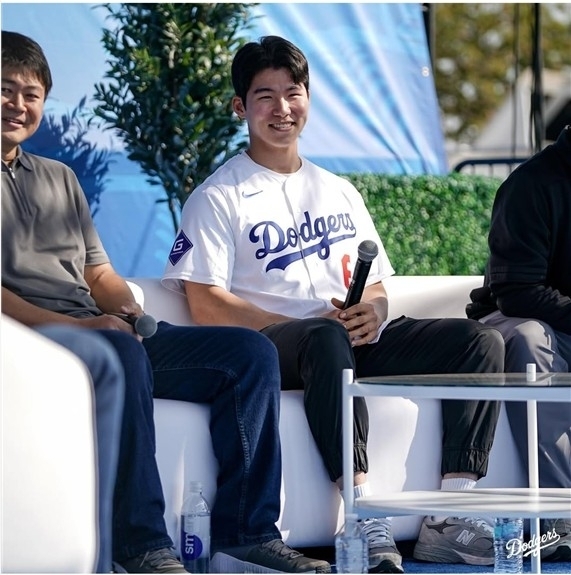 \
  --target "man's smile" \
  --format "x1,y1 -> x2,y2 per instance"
271,121 -> 295,130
